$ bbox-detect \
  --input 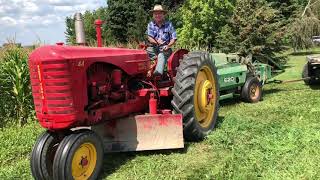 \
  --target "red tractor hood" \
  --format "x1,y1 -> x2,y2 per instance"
29,45 -> 149,76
